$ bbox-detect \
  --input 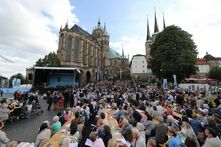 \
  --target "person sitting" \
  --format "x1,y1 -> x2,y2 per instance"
167,115 -> 180,132
168,127 -> 181,147
202,127 -> 221,147
118,116 -> 133,136
89,131 -> 105,147
96,112 -> 107,128
64,107 -> 73,122
122,128 -> 133,147
184,136 -> 197,147
51,116 -> 61,134
189,113 -> 203,135
35,121 -> 51,147
152,116 -> 168,146
0,120 -> 17,147
147,139 -> 156,147
136,122 -> 145,140
166,105 -> 173,116
100,125 -> 112,147
0,104 -> 10,121
180,121 -> 200,147
60,123 -> 79,147
57,112 -> 66,126
132,127 -> 146,147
